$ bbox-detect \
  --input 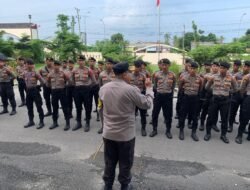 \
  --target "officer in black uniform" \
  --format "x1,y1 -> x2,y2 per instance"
235,61 -> 250,144
204,62 -> 237,143
0,54 -> 17,115
23,58 -> 45,129
39,58 -> 54,117
228,60 -> 243,132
